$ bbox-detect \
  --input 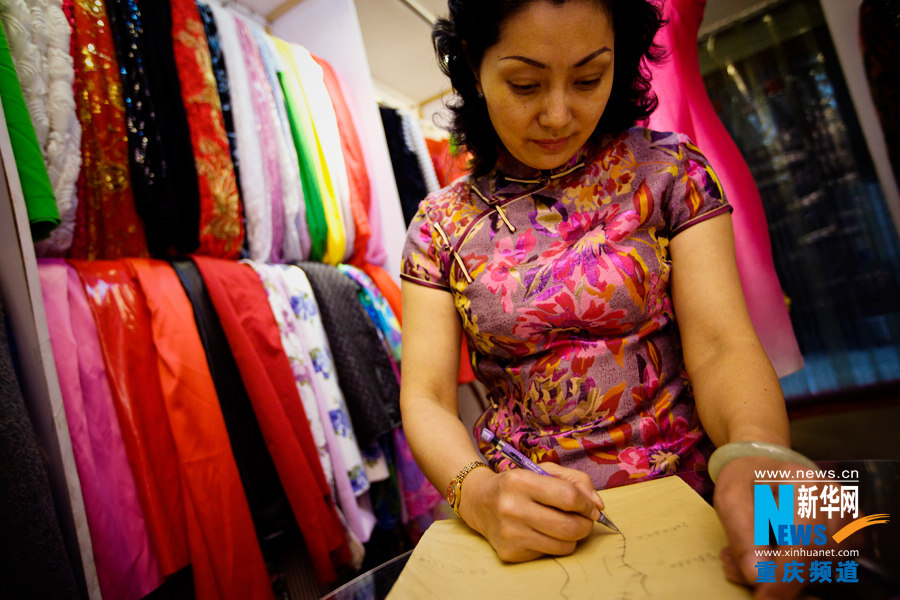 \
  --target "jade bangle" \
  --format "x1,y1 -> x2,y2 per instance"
708,441 -> 818,483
